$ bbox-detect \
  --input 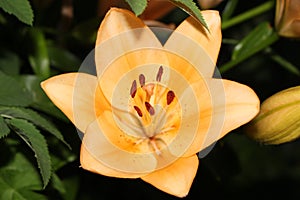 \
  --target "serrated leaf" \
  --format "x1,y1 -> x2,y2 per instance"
168,0 -> 209,31
9,118 -> 51,188
0,0 -> 34,25
27,28 -> 50,79
0,152 -> 47,200
0,116 -> 10,138
125,0 -> 148,16
0,71 -> 33,107
0,106 -> 70,148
